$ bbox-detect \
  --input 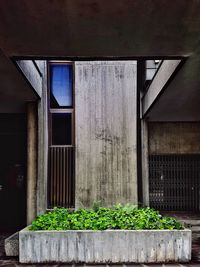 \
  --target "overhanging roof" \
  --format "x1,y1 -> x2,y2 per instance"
0,0 -> 199,58
0,0 -> 200,119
